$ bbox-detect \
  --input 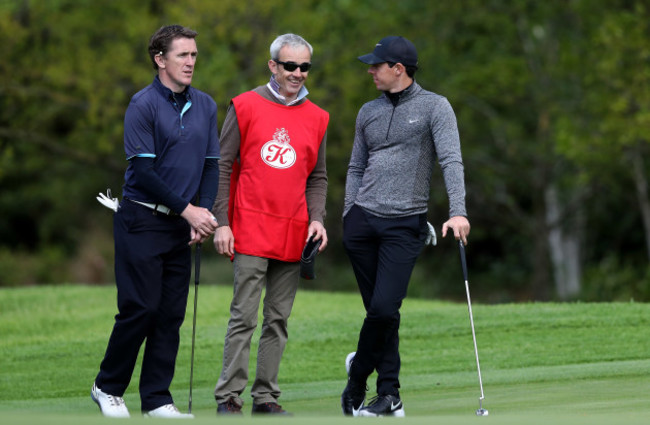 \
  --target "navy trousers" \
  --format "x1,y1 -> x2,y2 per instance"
343,205 -> 427,396
95,200 -> 191,411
